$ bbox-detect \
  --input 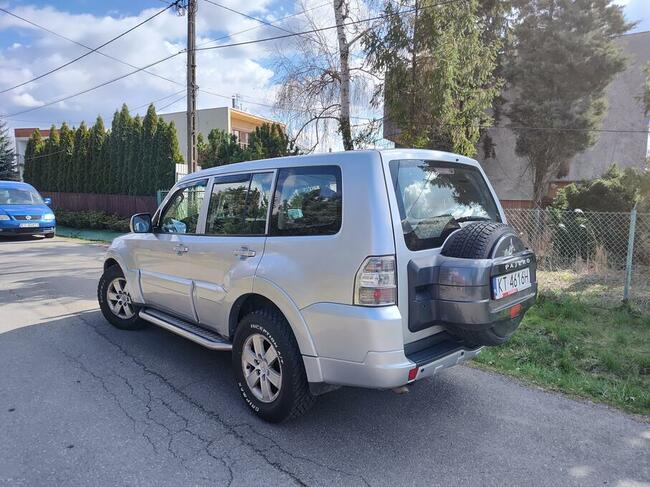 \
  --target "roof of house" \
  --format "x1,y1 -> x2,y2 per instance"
14,128 -> 53,138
